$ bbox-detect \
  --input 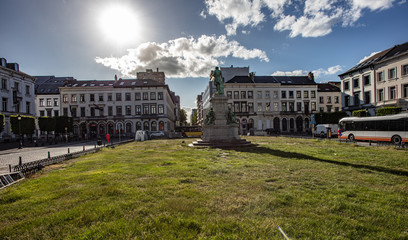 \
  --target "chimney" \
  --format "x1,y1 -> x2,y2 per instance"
114,75 -> 118,81
0,58 -> 6,67
157,68 -> 159,72
308,72 -> 314,81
